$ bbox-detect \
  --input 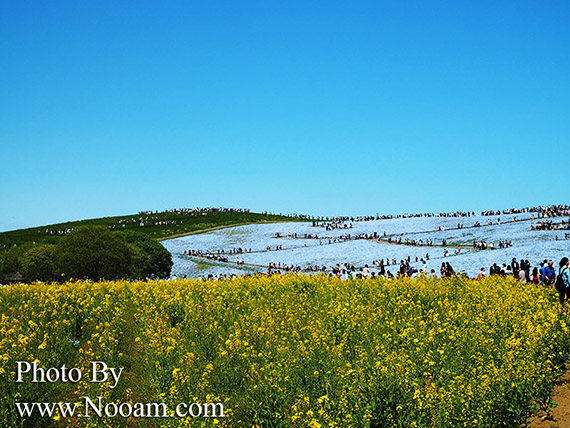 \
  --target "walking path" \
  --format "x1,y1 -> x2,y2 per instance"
370,237 -> 476,250
185,254 -> 266,270
530,365 -> 570,427
274,232 -> 489,250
